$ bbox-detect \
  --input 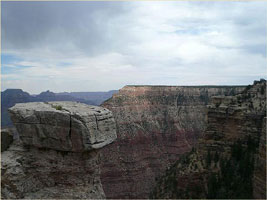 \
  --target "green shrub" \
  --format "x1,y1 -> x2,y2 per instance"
53,105 -> 62,110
